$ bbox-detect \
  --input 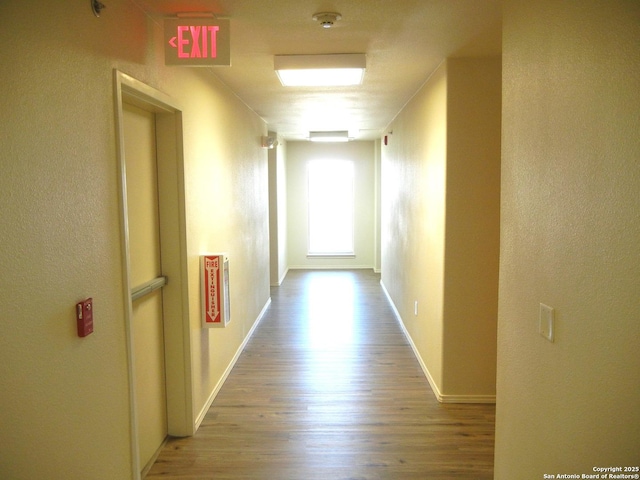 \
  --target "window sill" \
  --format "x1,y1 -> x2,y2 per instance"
307,253 -> 355,259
